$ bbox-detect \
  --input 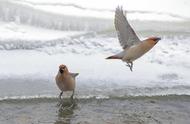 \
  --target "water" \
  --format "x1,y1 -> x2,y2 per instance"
1,95 -> 190,124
